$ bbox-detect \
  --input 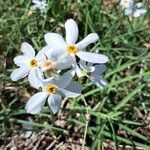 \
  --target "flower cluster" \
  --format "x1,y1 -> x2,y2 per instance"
10,19 -> 108,114
119,0 -> 147,17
